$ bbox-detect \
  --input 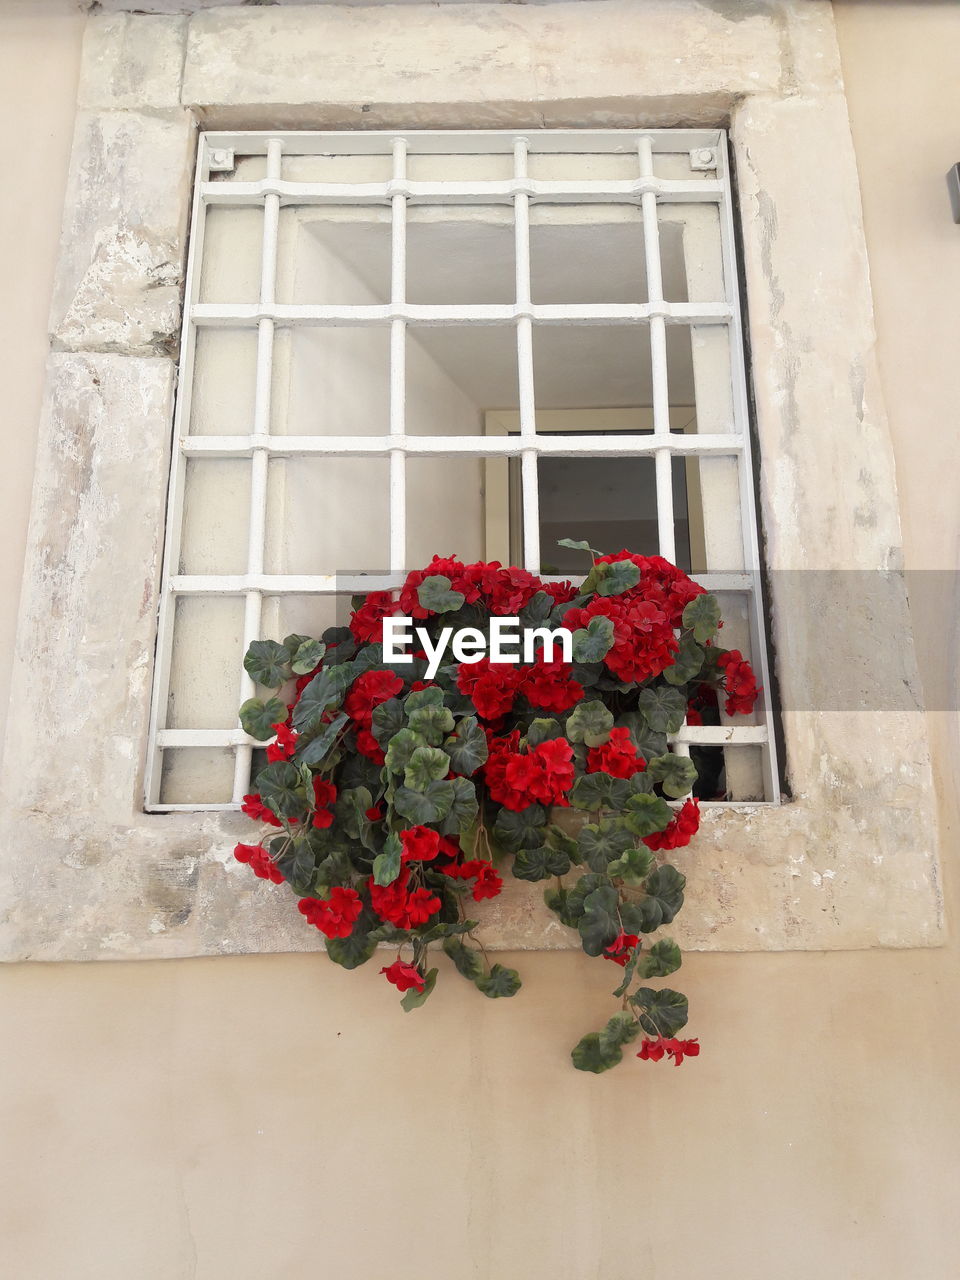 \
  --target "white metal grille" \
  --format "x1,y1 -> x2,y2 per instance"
145,129 -> 779,810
